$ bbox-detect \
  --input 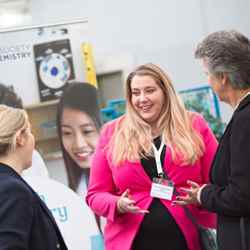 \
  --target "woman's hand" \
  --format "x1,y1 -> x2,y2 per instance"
173,180 -> 204,206
117,189 -> 149,214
